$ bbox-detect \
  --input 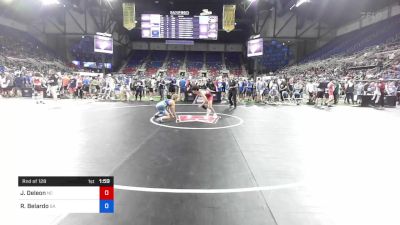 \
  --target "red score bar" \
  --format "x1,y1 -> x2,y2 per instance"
100,186 -> 114,200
